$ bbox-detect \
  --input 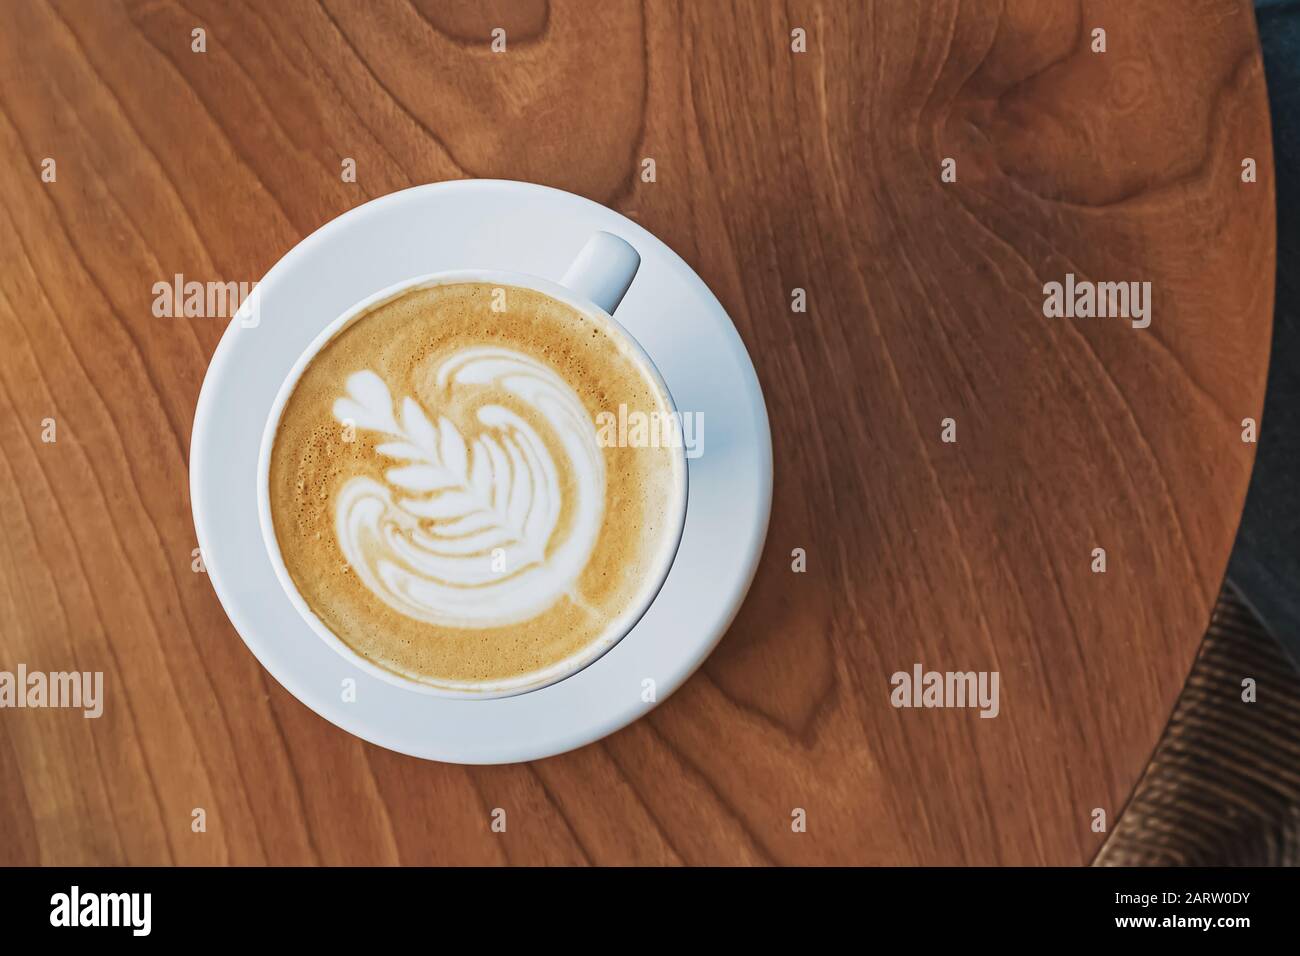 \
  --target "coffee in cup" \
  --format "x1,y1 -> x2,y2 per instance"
264,276 -> 686,695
